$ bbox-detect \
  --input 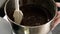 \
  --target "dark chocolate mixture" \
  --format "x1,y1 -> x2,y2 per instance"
20,4 -> 51,26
